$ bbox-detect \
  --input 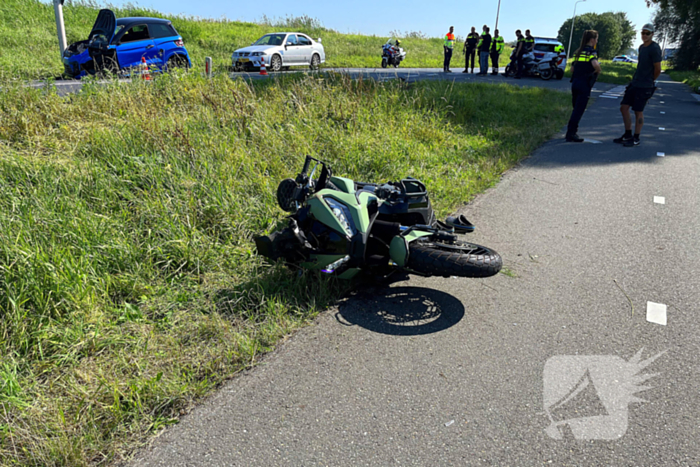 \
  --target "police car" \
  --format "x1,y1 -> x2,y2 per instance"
532,37 -> 567,79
